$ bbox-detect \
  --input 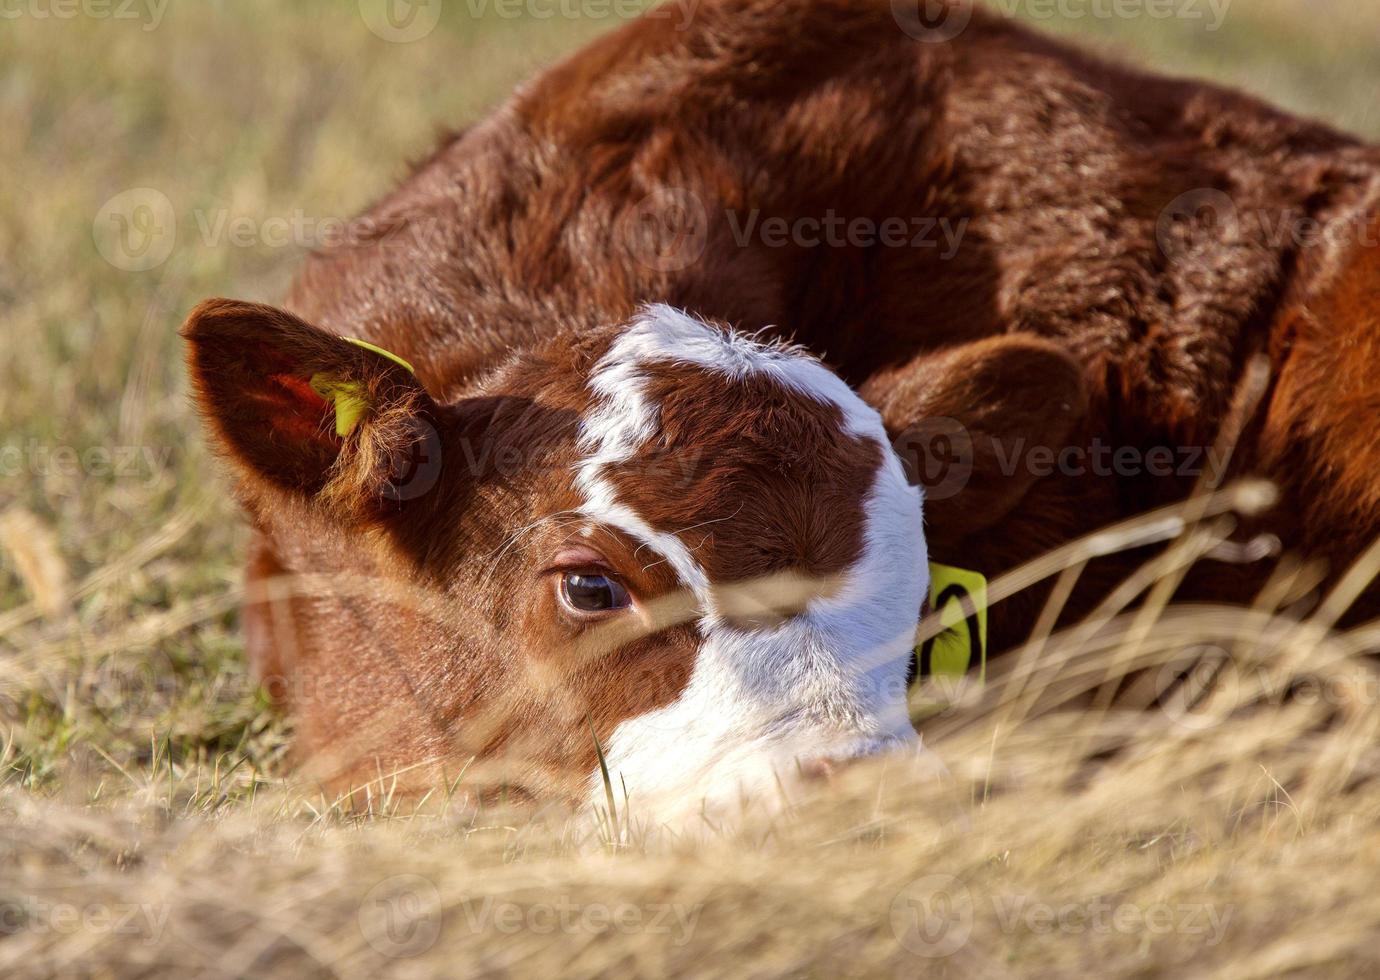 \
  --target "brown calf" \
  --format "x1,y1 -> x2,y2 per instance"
184,0 -> 1380,818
